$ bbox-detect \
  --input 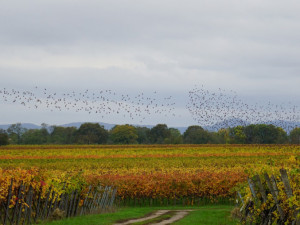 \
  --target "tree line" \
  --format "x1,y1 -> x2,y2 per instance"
0,123 -> 300,145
